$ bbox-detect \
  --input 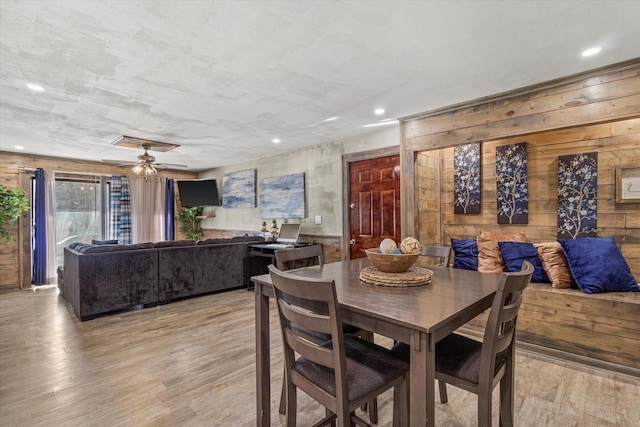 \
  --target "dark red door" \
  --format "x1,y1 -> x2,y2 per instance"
348,155 -> 401,259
